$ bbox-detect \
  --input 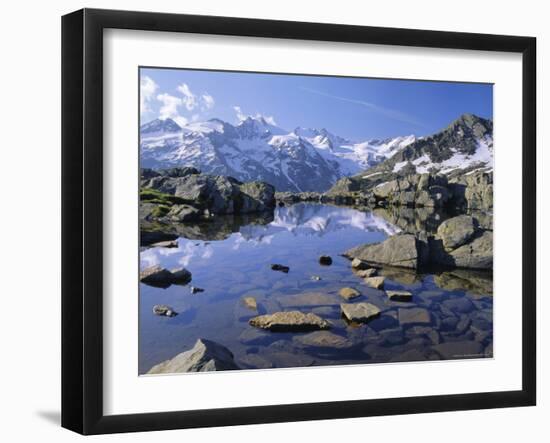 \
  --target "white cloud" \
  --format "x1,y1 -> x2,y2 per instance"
233,106 -> 277,125
202,93 -> 215,110
157,92 -> 182,120
140,76 -> 158,115
177,83 -> 198,111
